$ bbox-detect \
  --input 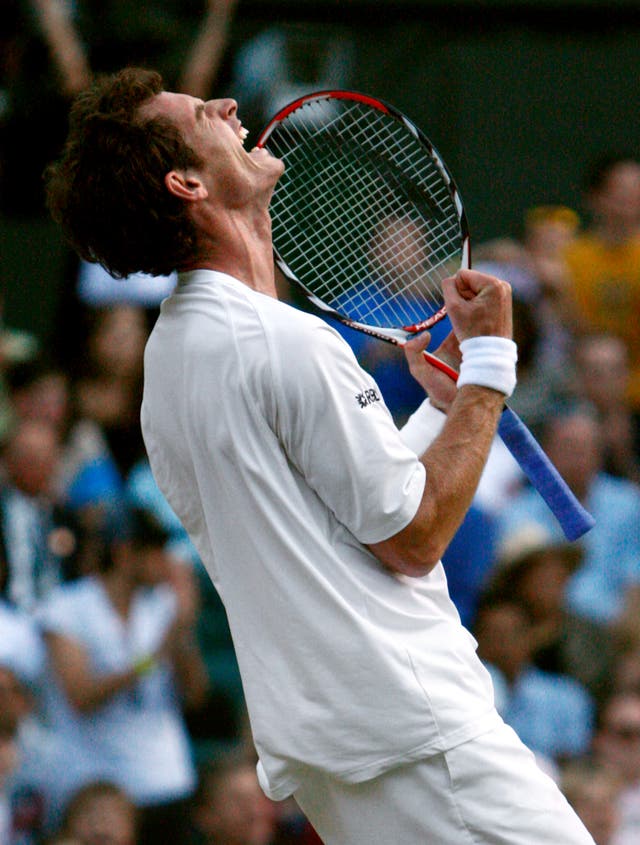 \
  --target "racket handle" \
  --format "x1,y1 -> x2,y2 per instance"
422,350 -> 594,540
497,407 -> 595,541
